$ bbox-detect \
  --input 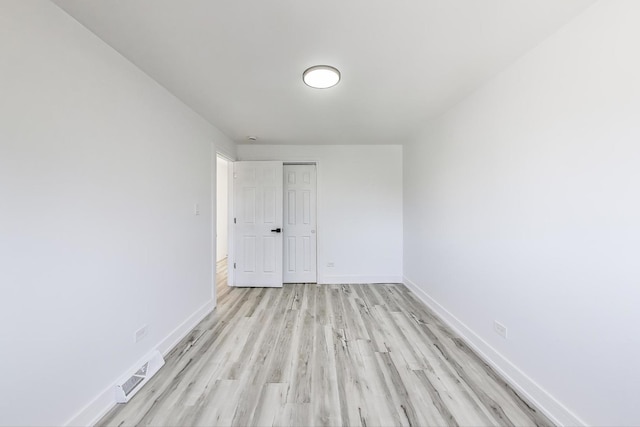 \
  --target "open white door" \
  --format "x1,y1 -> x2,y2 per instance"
233,161 -> 283,287
283,164 -> 317,283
